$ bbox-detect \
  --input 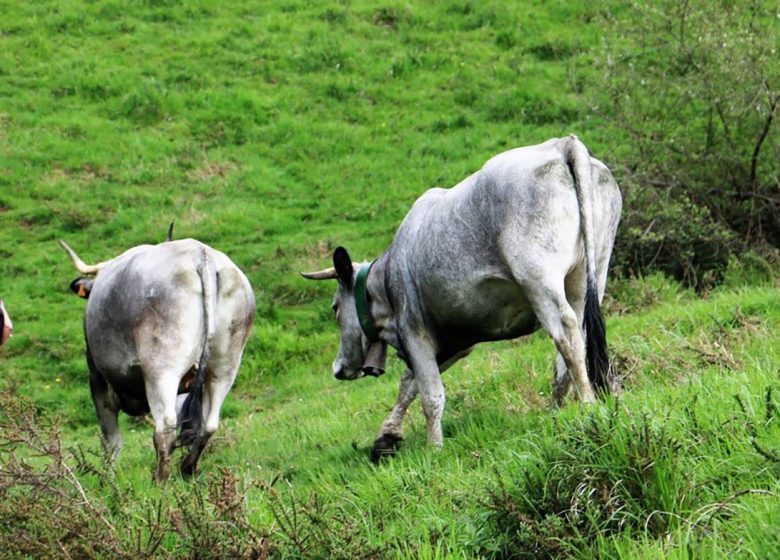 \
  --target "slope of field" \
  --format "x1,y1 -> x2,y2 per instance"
1,1 -> 778,558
